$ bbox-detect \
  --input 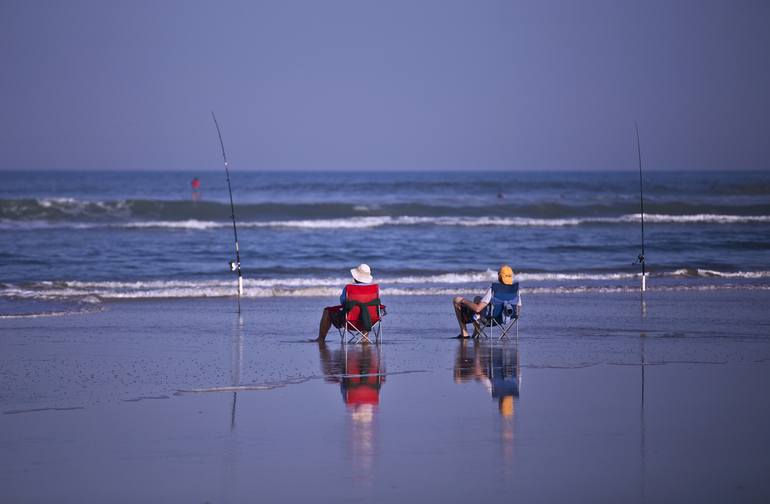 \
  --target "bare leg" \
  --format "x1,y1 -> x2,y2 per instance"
452,296 -> 469,338
314,308 -> 332,342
